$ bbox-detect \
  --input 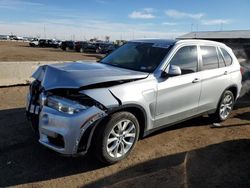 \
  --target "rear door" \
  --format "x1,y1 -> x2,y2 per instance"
155,45 -> 202,127
198,45 -> 231,113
